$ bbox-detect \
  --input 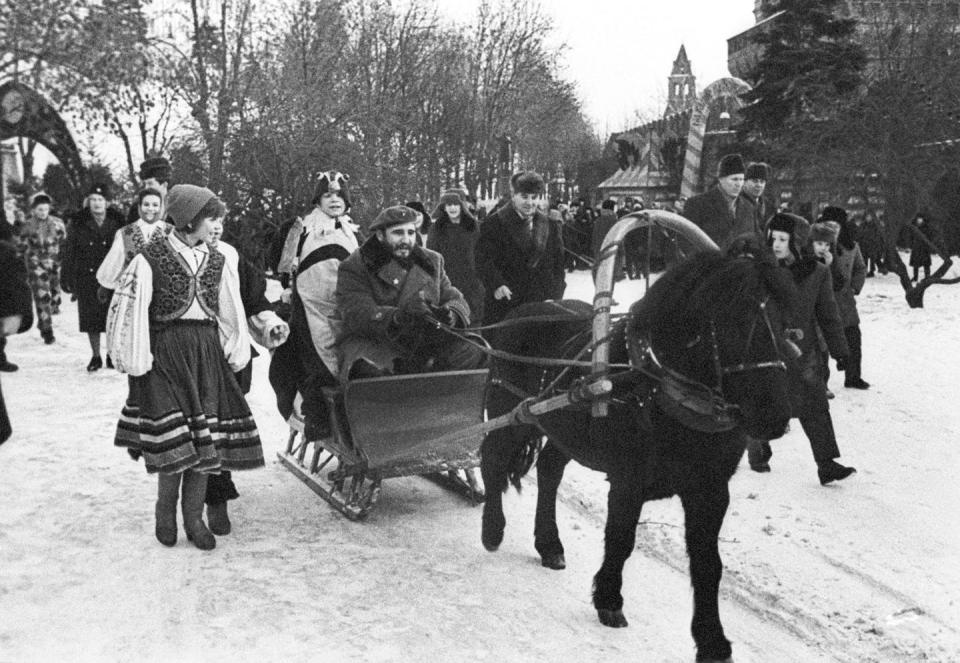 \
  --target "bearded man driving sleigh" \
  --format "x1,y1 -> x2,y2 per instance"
336,205 -> 485,381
